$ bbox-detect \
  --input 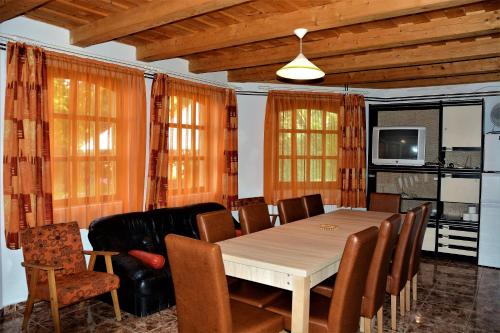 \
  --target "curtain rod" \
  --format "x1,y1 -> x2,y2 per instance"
0,33 -> 233,89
